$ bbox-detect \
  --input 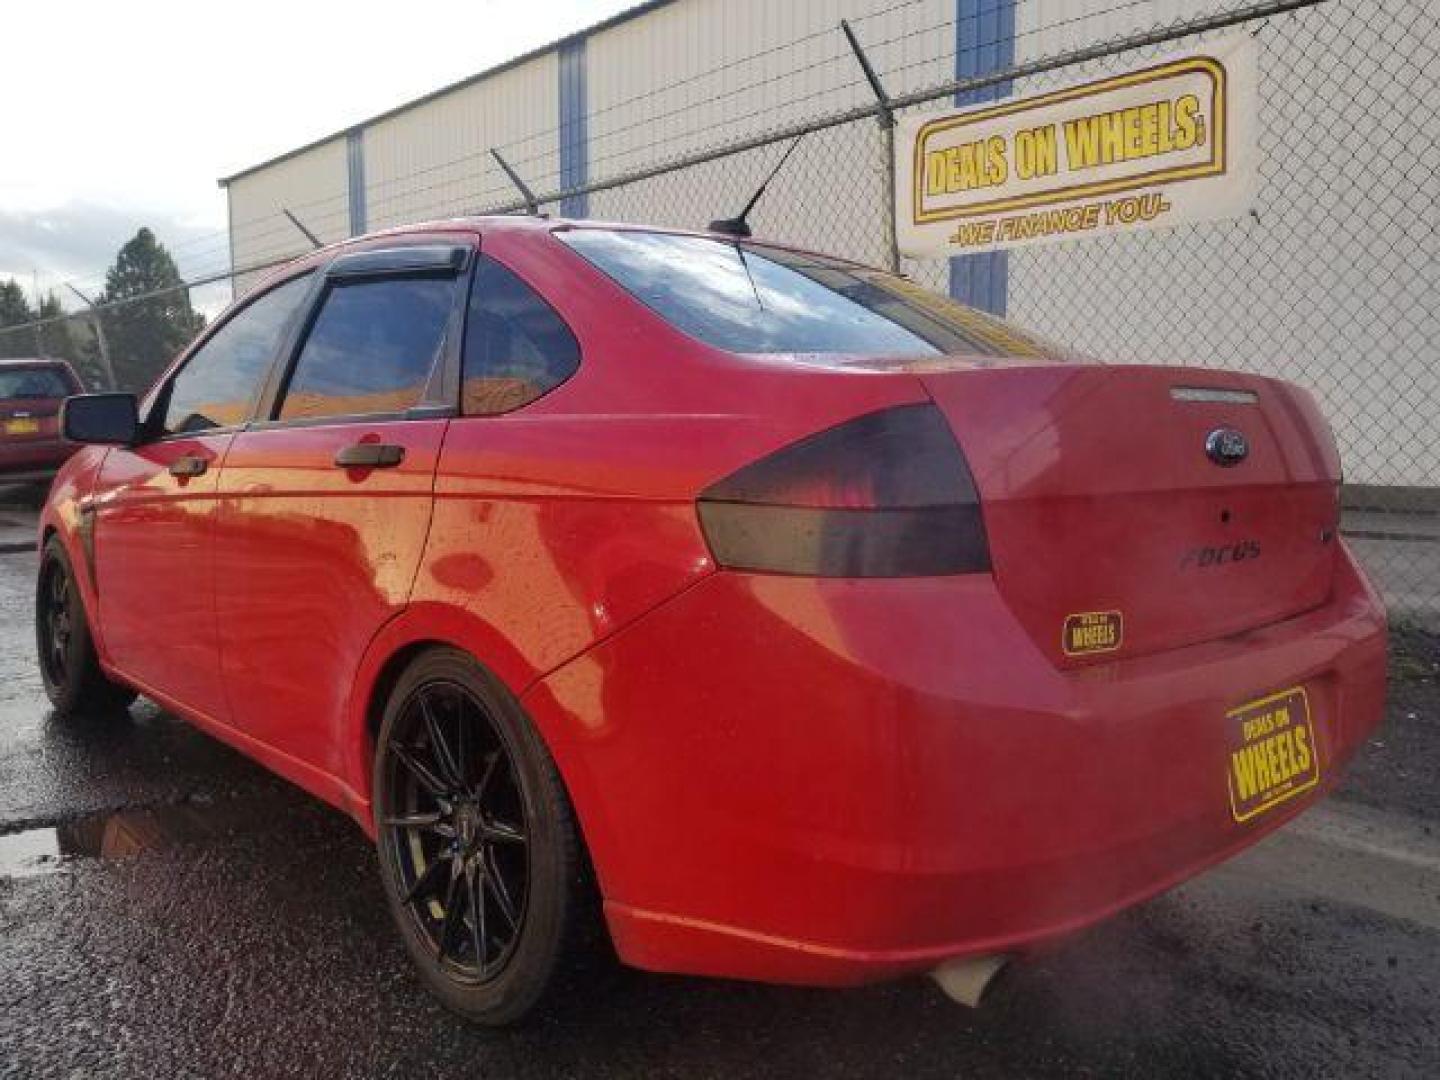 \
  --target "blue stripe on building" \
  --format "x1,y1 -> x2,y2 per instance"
949,0 -> 1015,315
558,38 -> 589,218
345,129 -> 367,236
